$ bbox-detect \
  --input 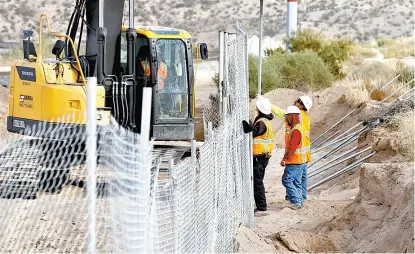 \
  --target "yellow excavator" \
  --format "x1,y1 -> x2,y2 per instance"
1,0 -> 208,197
7,0 -> 208,141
